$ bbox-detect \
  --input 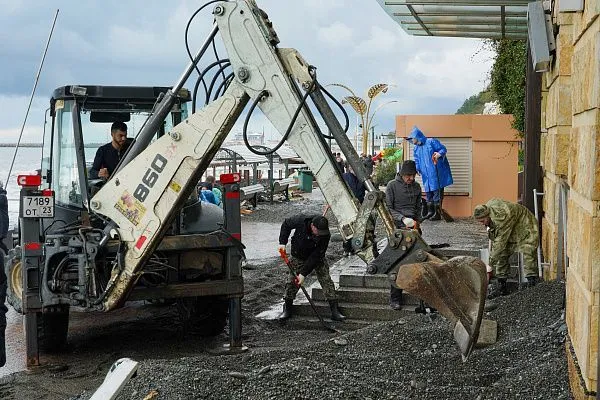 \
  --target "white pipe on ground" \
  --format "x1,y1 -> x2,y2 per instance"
533,189 -> 544,277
